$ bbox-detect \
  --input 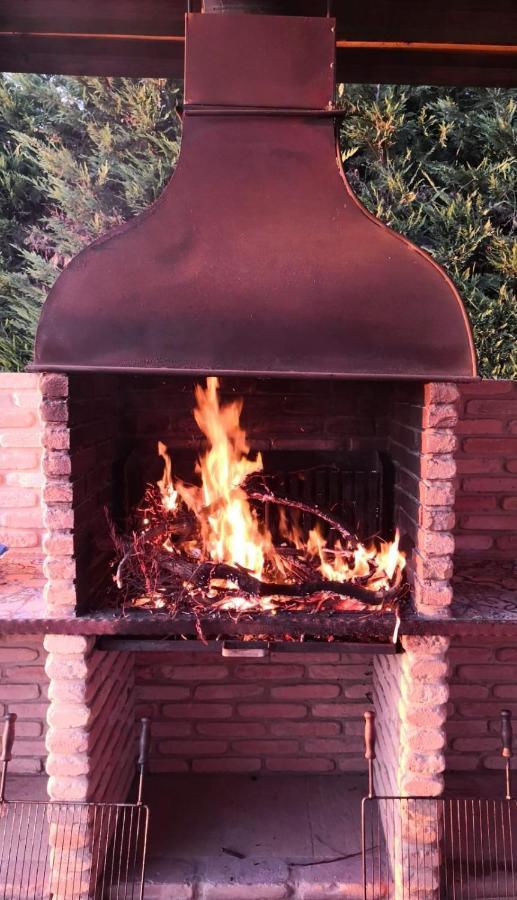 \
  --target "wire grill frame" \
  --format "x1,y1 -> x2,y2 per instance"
0,799 -> 149,899
362,795 -> 517,900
